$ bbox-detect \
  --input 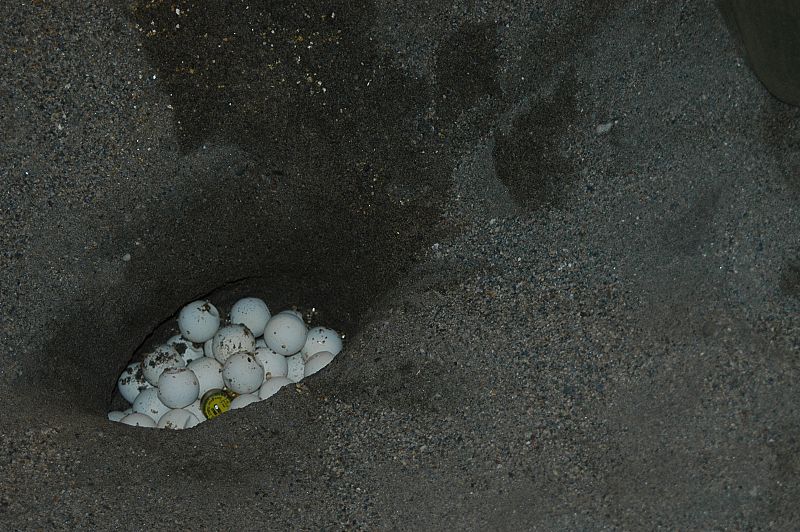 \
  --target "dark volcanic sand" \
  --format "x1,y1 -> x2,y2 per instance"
1,1 -> 799,529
